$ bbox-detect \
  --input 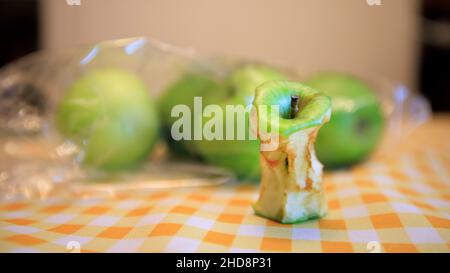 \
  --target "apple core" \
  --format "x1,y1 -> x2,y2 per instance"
252,81 -> 332,223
